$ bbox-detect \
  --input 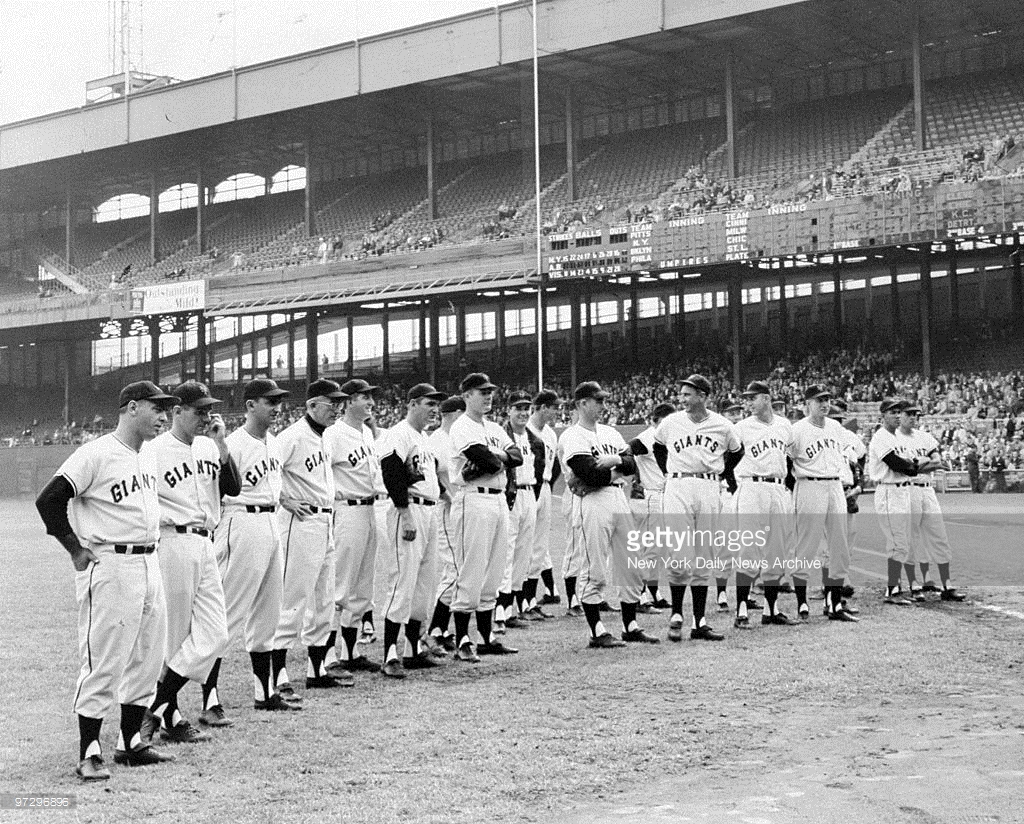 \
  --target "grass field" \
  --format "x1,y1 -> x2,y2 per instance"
1,494 -> 1023,824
